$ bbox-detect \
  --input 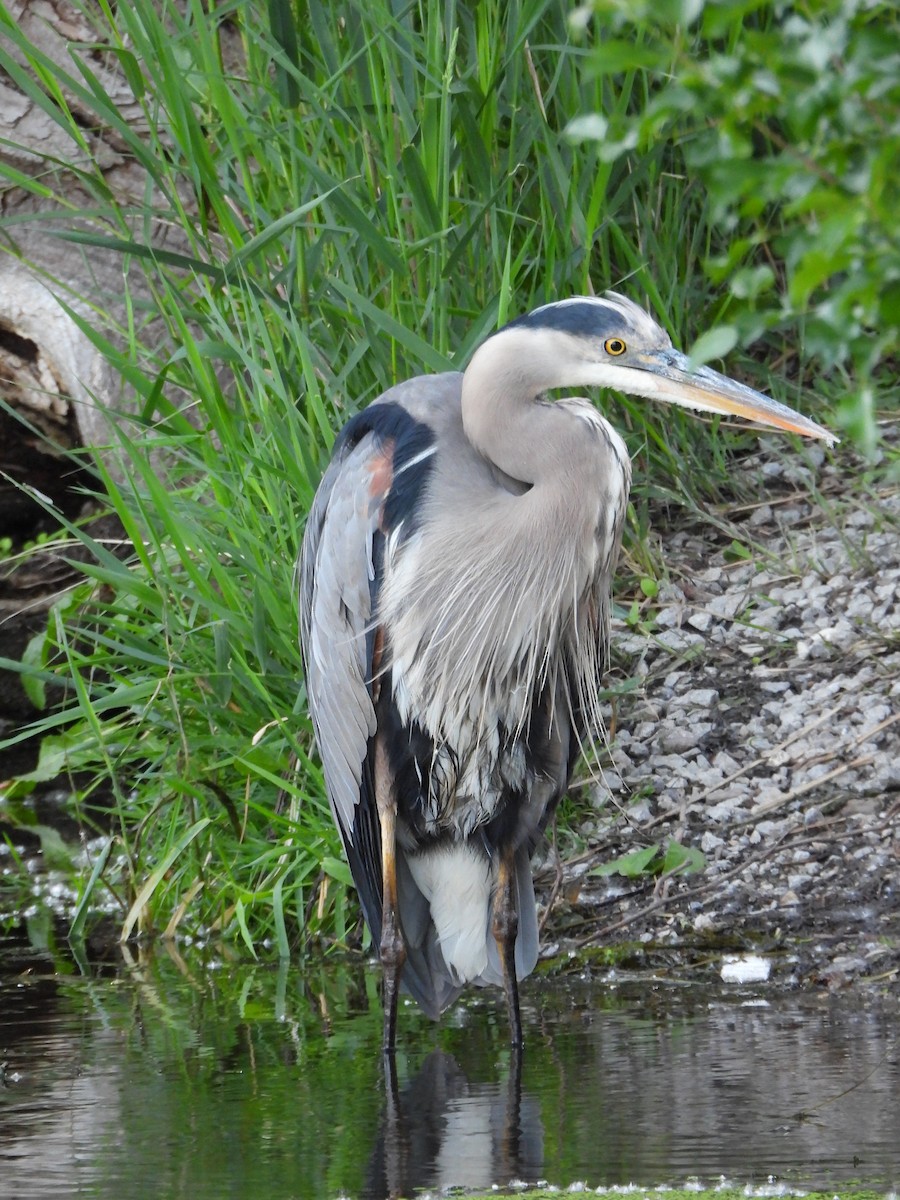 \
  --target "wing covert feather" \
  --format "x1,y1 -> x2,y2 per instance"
299,433 -> 384,845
